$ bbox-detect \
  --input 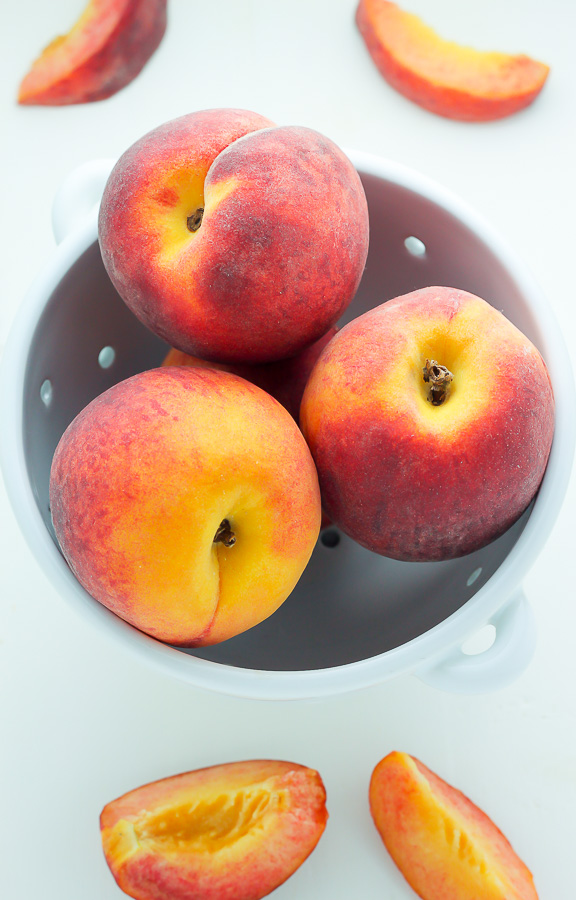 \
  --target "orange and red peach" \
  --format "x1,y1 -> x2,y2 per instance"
101,759 -> 328,900
356,0 -> 549,121
49,366 -> 321,645
369,751 -> 539,899
98,108 -> 369,364
300,286 -> 554,561
18,0 -> 167,105
162,327 -> 337,422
